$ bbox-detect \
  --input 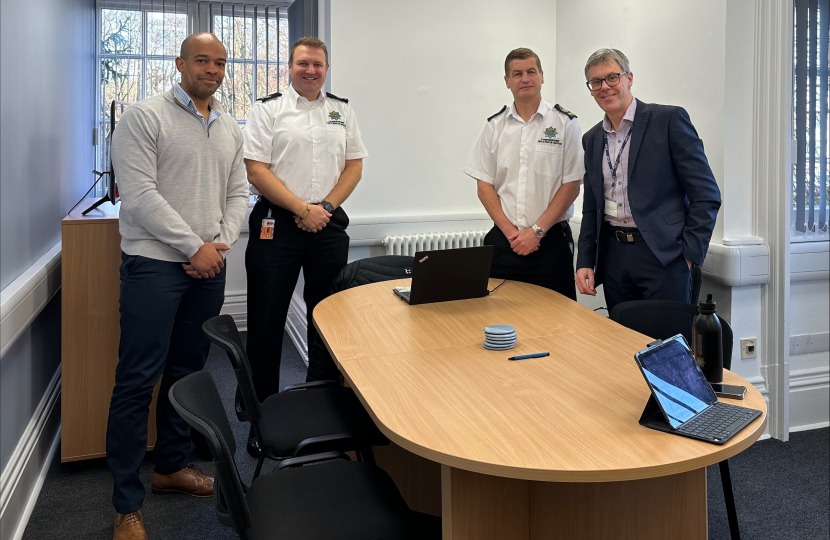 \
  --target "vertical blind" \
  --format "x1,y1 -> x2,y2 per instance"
793,0 -> 829,237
